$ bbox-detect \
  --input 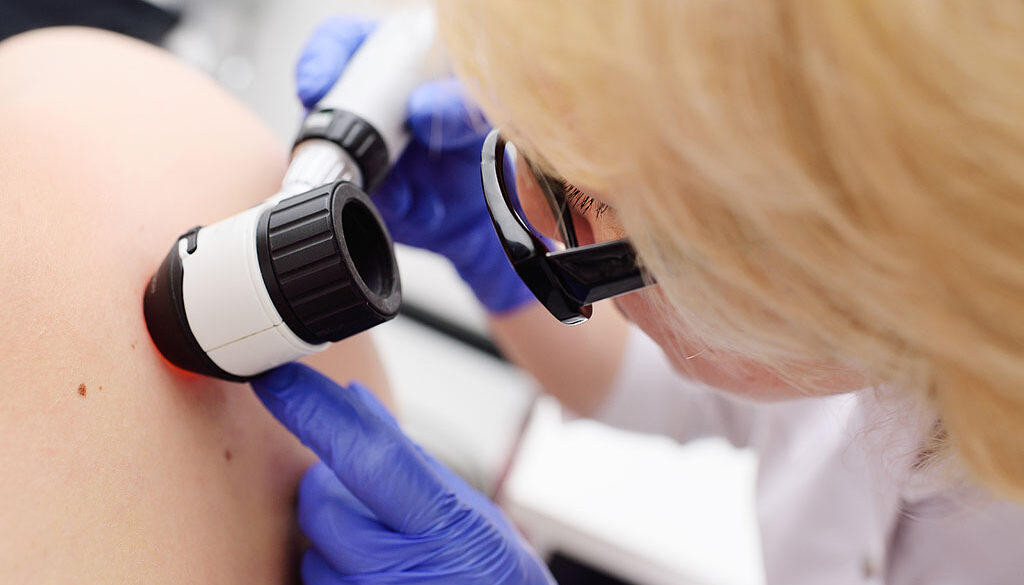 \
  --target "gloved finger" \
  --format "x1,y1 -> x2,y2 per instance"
252,363 -> 457,535
397,148 -> 448,232
369,170 -> 414,220
409,442 -> 525,545
302,547 -> 346,584
440,222 -> 502,274
303,549 -> 460,585
298,463 -> 443,574
346,380 -> 400,429
317,387 -> 525,558
296,16 -> 377,109
406,78 -> 491,151
370,147 -> 446,233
